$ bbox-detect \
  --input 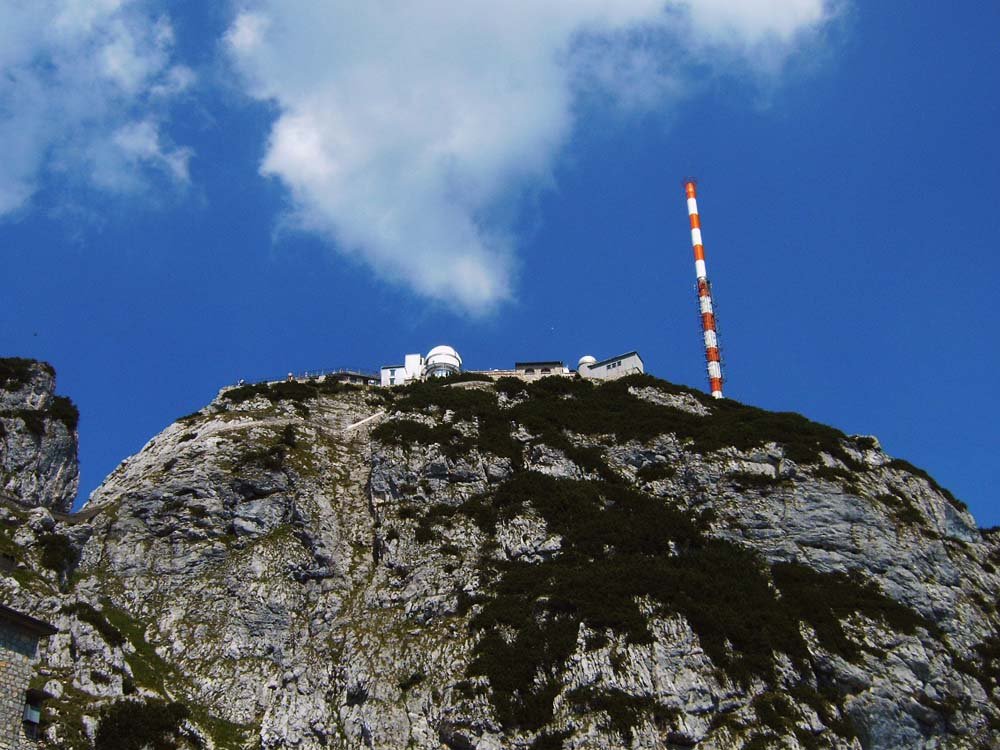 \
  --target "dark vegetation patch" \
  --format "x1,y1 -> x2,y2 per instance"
771,562 -> 930,661
812,465 -> 852,483
0,398 -> 79,436
373,420 -> 472,460
637,462 -> 676,482
567,686 -> 678,742
413,503 -> 458,545
236,444 -> 287,472
222,378 -> 356,409
454,472 -> 927,734
388,380 -> 520,463
506,374 -> 858,467
727,472 -> 789,494
875,490 -> 924,526
960,634 -> 1000,696
398,671 -> 426,691
380,374 -> 900,489
38,532 -> 80,583
528,731 -> 571,750
753,692 -> 796,735
61,602 -> 126,647
495,377 -> 529,398
394,372 -> 862,469
887,458 -> 967,512
787,683 -> 858,743
95,698 -> 190,750
0,357 -> 53,390
4,409 -> 46,437
436,372 -> 494,384
48,395 -> 79,431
